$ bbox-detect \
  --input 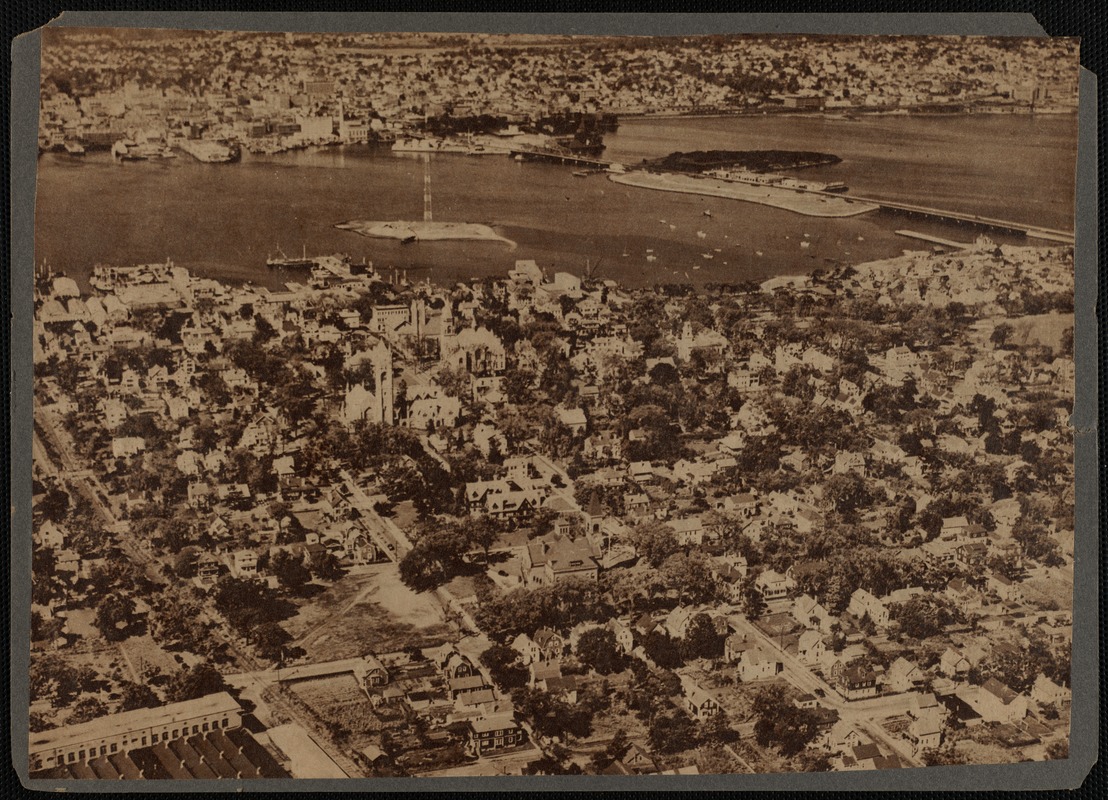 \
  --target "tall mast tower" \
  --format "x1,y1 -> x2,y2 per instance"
423,153 -> 432,223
